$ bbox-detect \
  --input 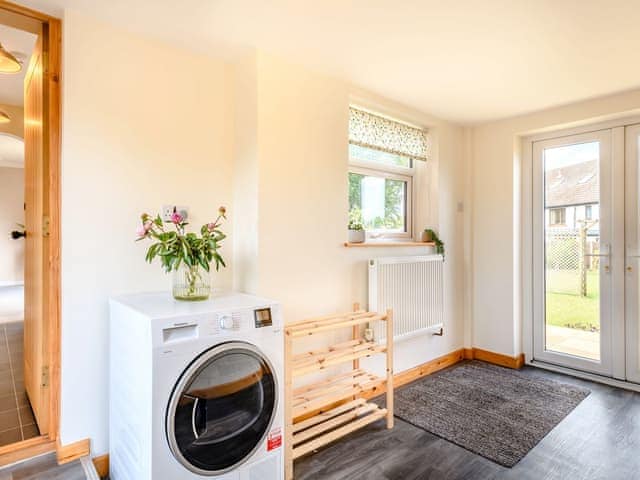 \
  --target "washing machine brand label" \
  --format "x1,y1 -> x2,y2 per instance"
267,427 -> 282,451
